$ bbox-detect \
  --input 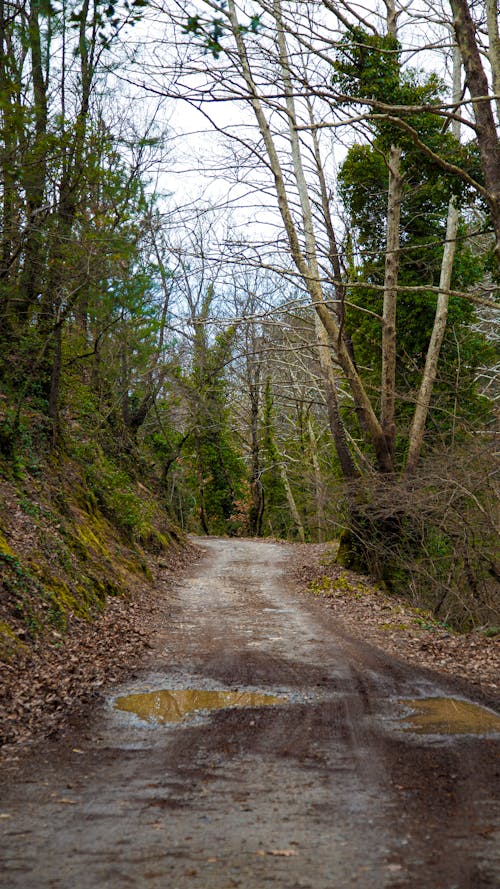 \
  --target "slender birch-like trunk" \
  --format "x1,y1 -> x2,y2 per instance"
307,415 -> 326,543
380,0 -> 402,463
485,0 -> 500,125
449,0 -> 500,268
380,144 -> 402,461
278,459 -> 306,543
405,46 -> 462,472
